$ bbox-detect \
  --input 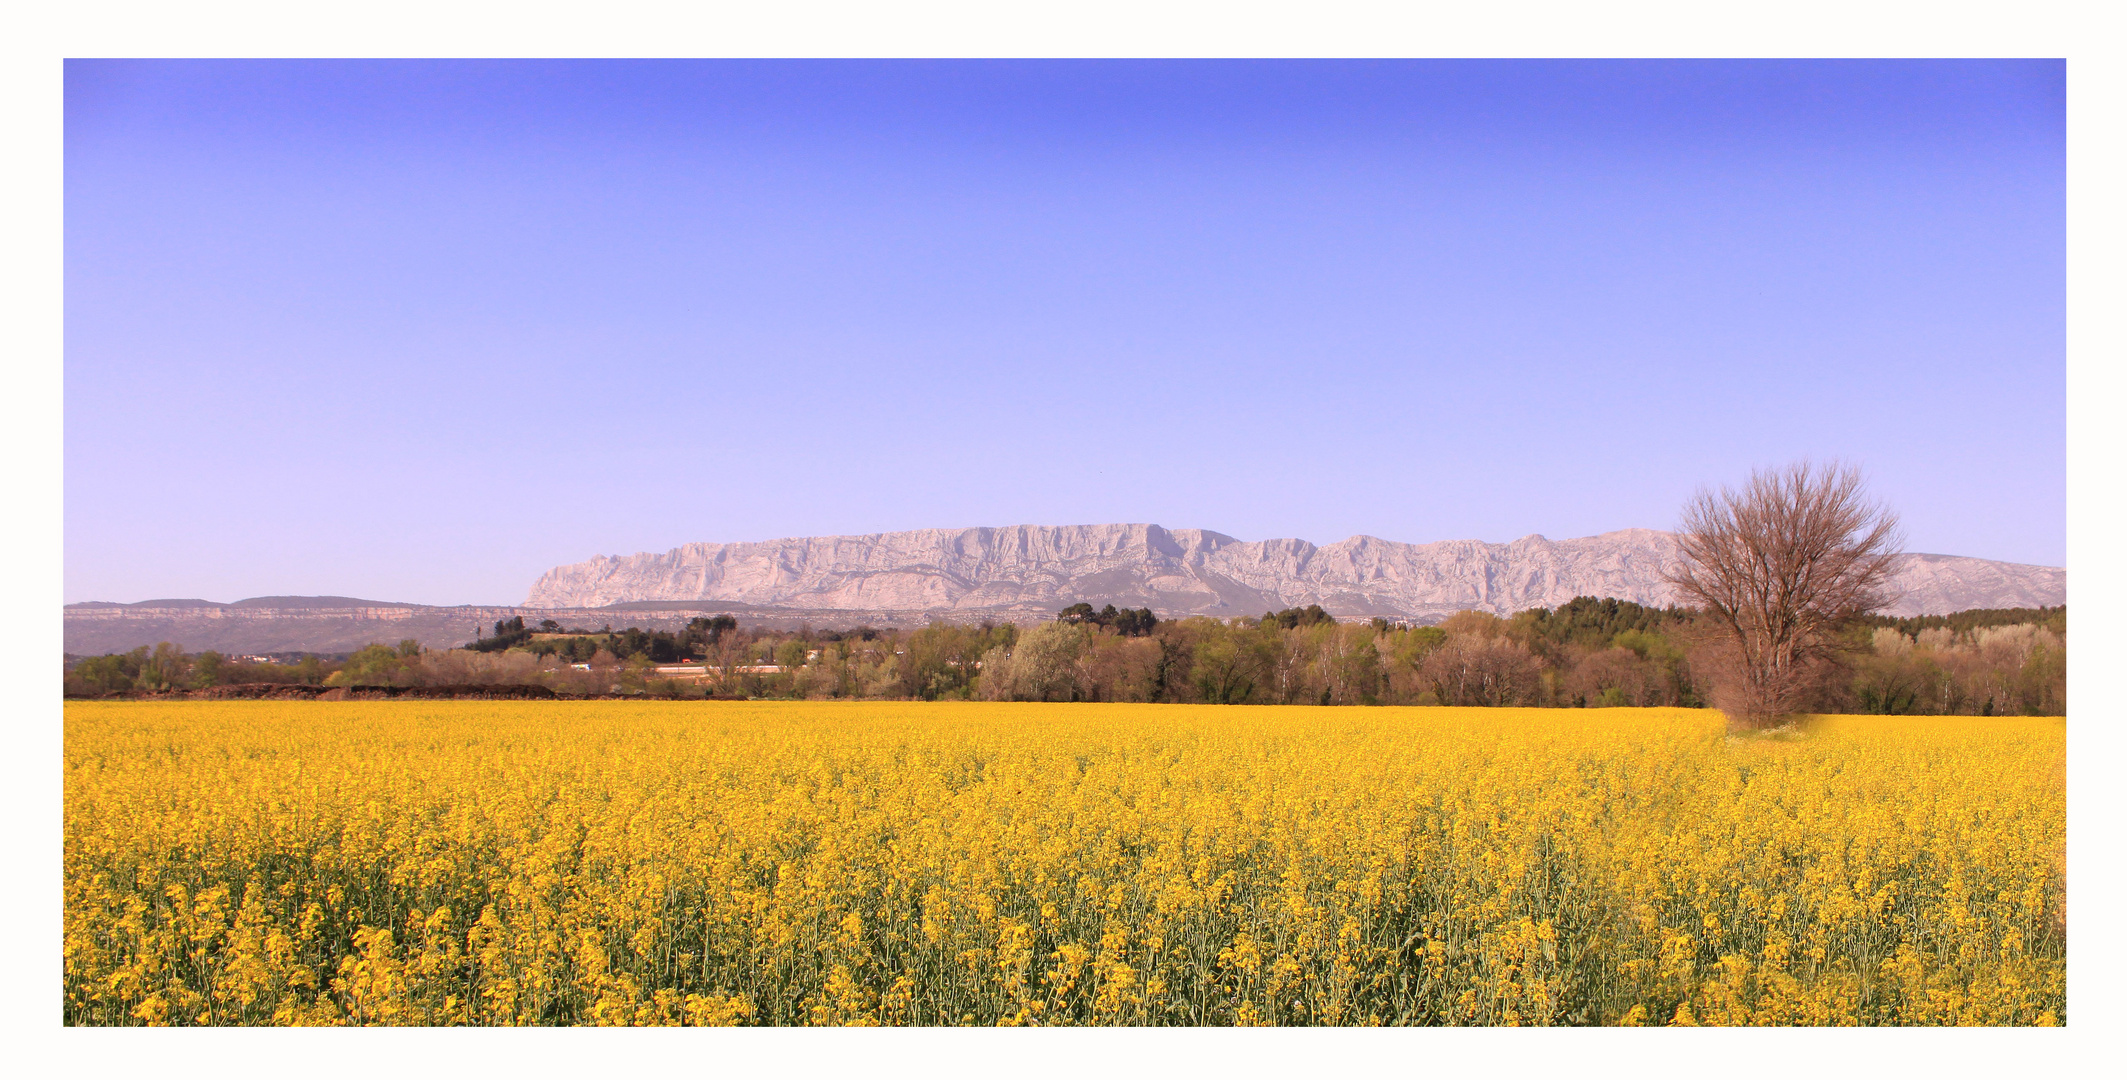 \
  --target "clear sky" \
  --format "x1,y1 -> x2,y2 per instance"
63,59 -> 2064,606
